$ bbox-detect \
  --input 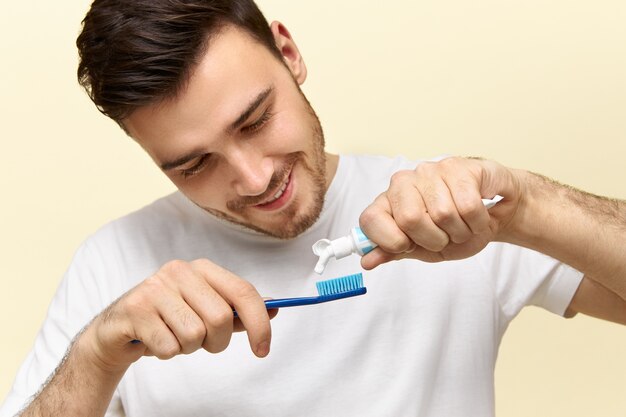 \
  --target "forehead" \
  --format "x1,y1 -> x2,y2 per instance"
125,26 -> 283,155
